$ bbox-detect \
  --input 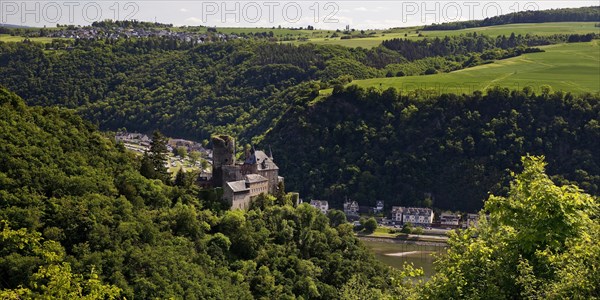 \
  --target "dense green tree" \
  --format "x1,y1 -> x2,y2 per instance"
327,209 -> 348,228
0,225 -> 121,299
139,152 -> 156,179
275,181 -> 287,205
424,156 -> 599,299
149,131 -> 170,181
362,217 -> 378,233
174,168 -> 188,187
249,193 -> 275,211
174,146 -> 187,158
188,151 -> 201,165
